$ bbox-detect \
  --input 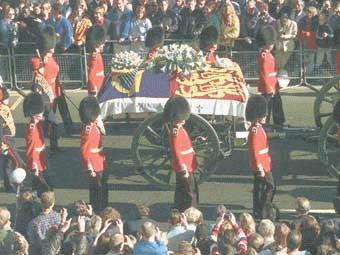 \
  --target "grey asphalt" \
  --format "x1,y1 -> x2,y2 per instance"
0,85 -> 337,223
